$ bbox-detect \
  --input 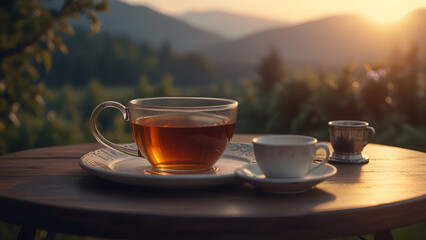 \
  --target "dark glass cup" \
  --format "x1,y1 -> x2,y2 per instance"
329,120 -> 375,164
